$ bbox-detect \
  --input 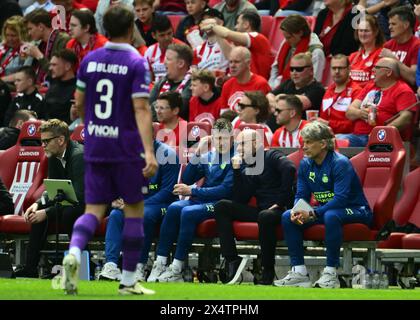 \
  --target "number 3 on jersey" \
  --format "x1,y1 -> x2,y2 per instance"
95,79 -> 114,119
